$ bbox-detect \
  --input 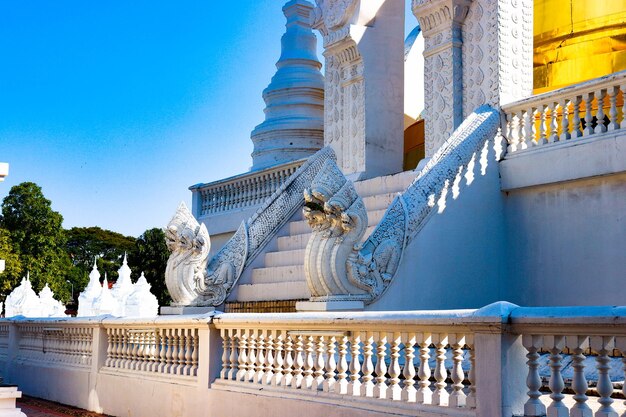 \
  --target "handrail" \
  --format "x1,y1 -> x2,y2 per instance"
502,70 -> 626,154
190,159 -> 305,216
